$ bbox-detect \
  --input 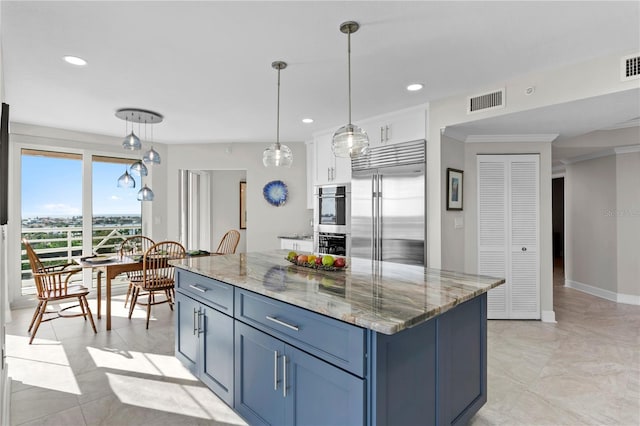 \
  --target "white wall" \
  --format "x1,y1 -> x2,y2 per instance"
616,150 -> 640,297
210,170 -> 247,253
166,142 -> 311,252
462,141 -> 554,319
441,135 -> 465,272
566,155 -> 618,292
